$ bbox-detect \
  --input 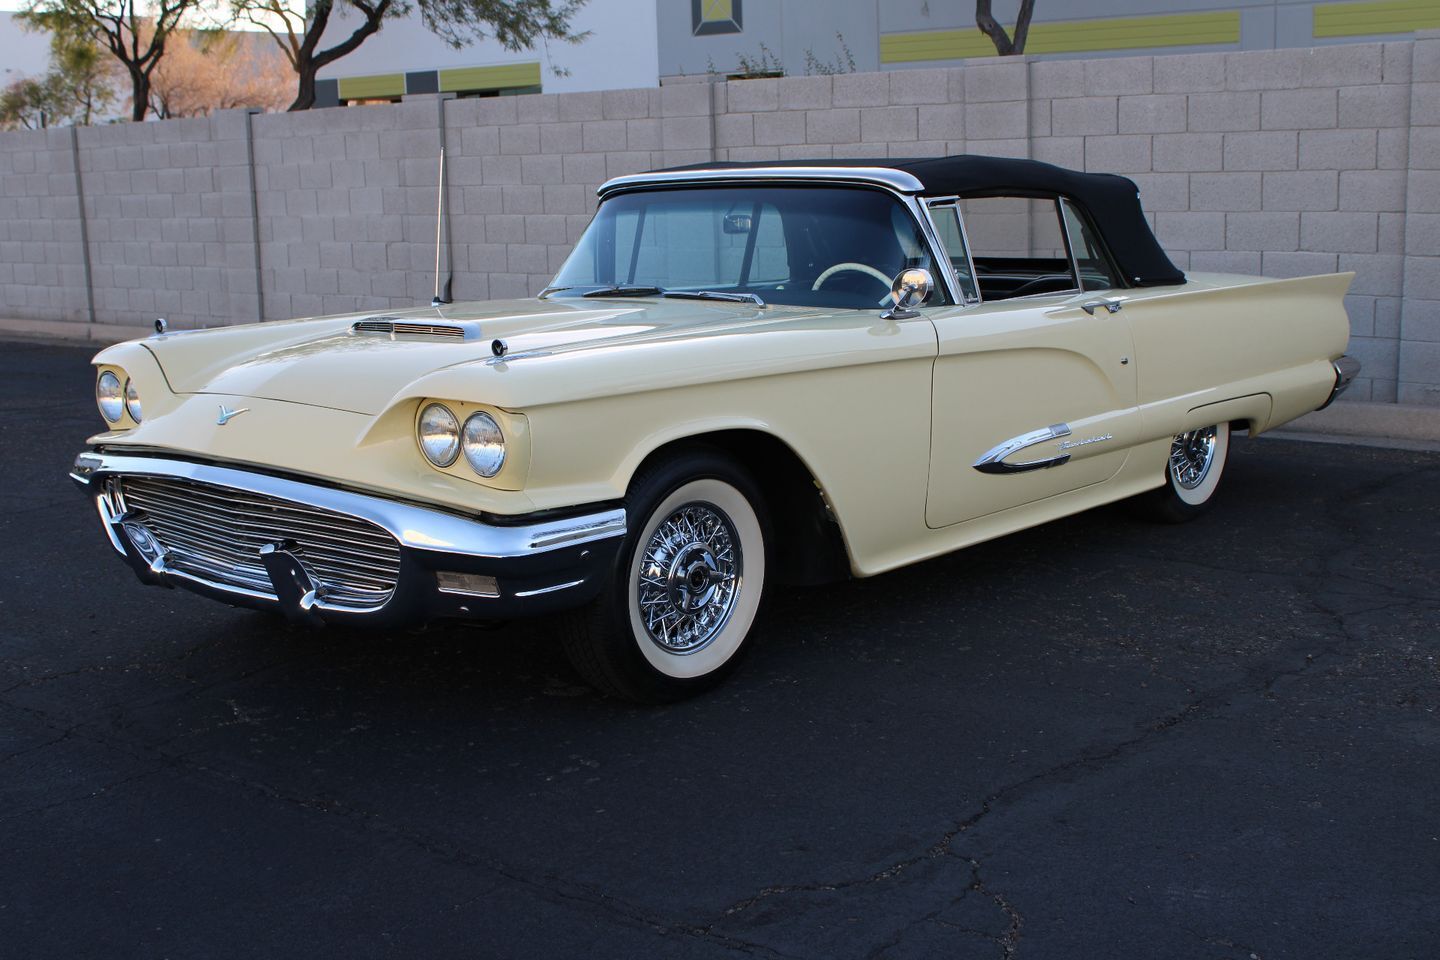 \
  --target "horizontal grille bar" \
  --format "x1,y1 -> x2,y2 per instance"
118,475 -> 402,609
